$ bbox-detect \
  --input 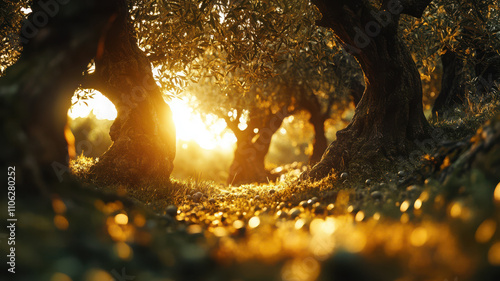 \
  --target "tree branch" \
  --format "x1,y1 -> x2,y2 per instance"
222,115 -> 241,137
